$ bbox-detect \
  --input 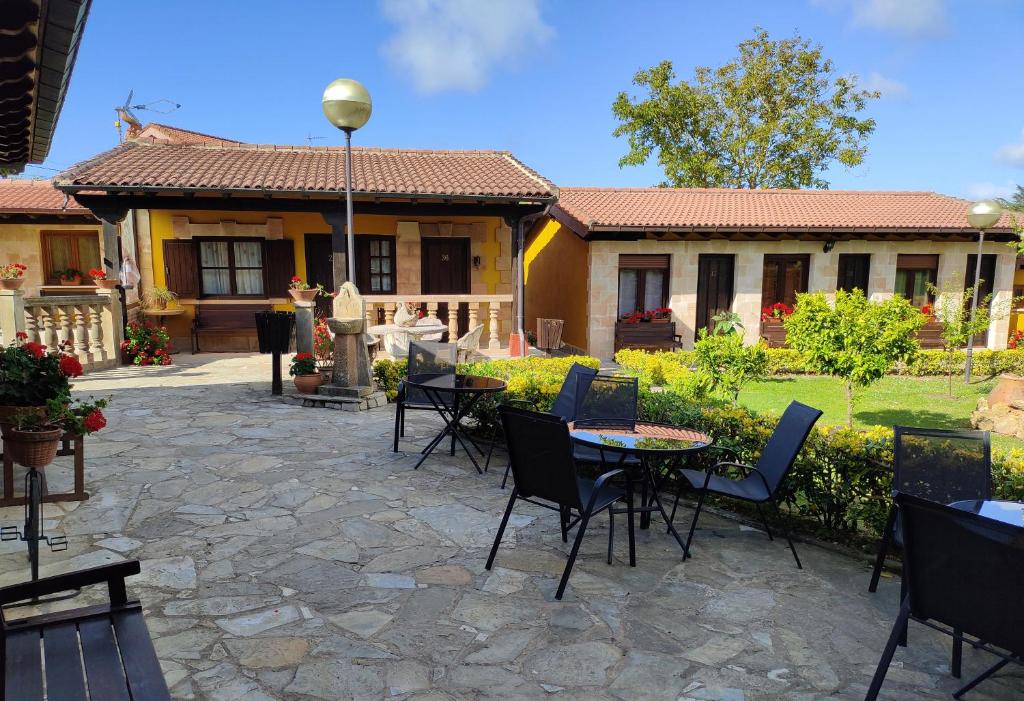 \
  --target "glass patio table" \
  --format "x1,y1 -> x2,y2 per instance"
569,421 -> 712,559
949,499 -> 1024,528
405,373 -> 506,474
